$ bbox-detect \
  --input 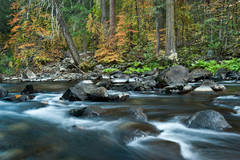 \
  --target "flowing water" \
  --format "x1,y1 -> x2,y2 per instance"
0,81 -> 240,160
